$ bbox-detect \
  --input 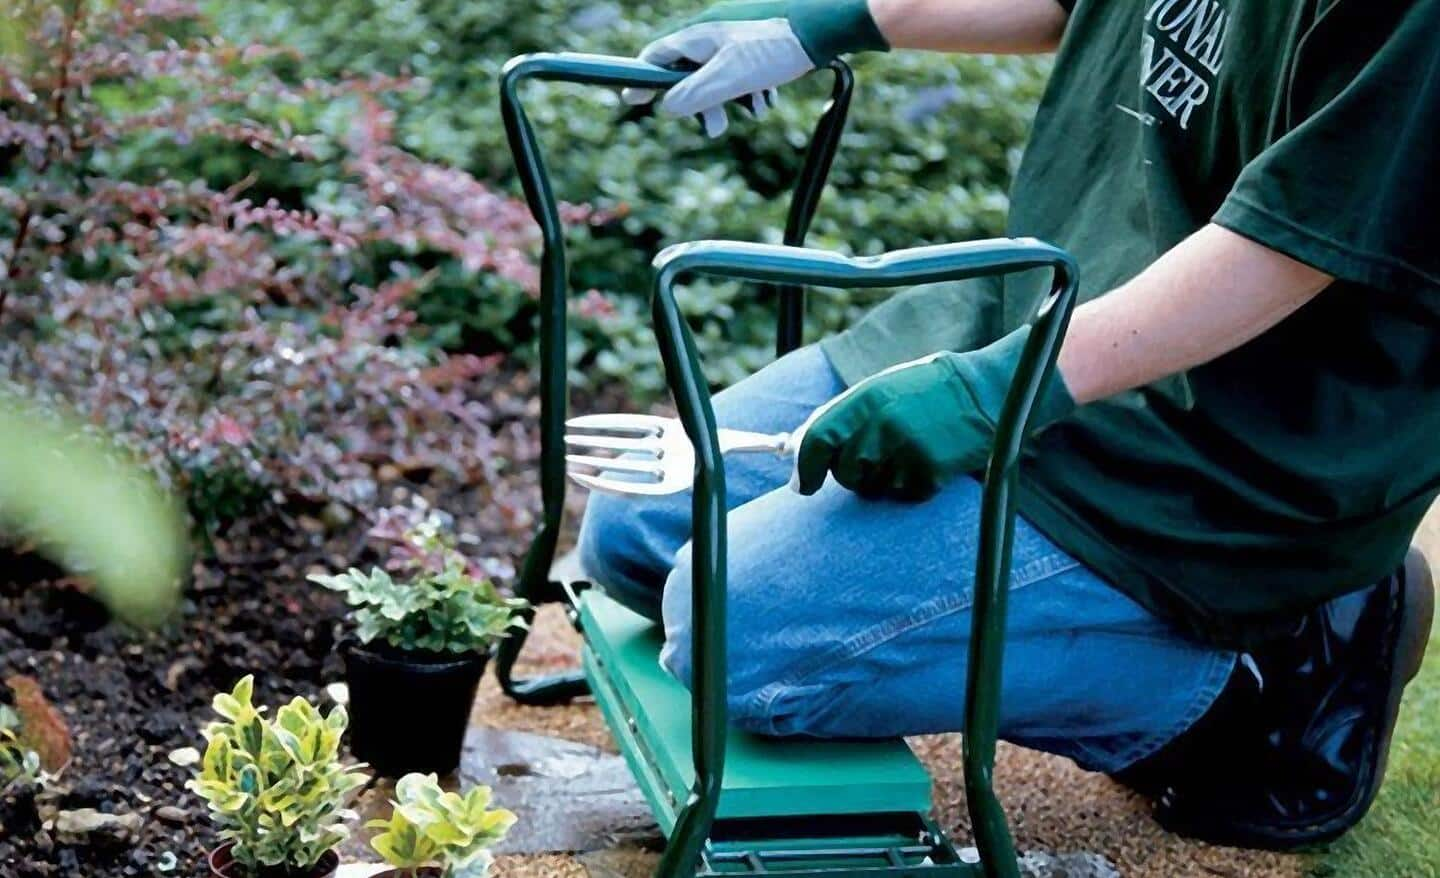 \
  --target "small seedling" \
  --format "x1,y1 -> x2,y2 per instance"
0,706 -> 40,791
